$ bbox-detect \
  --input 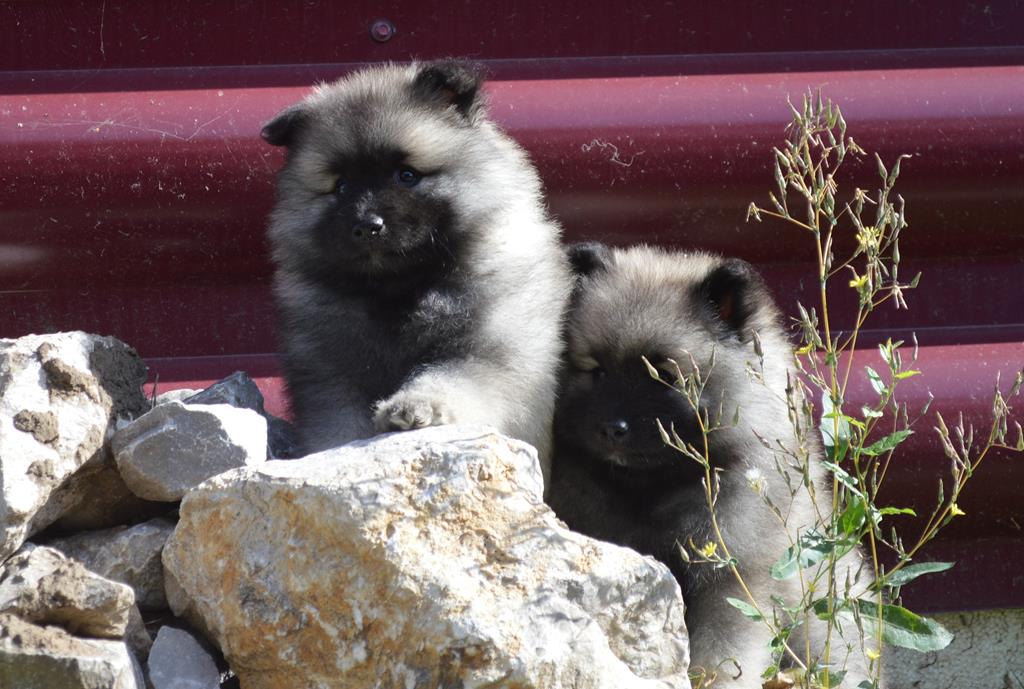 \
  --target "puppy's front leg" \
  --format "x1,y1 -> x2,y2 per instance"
372,359 -> 513,433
